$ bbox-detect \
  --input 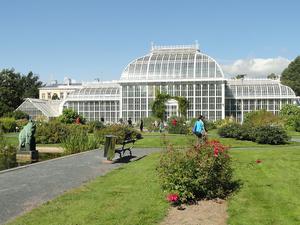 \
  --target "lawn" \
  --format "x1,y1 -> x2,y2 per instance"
228,146 -> 300,225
